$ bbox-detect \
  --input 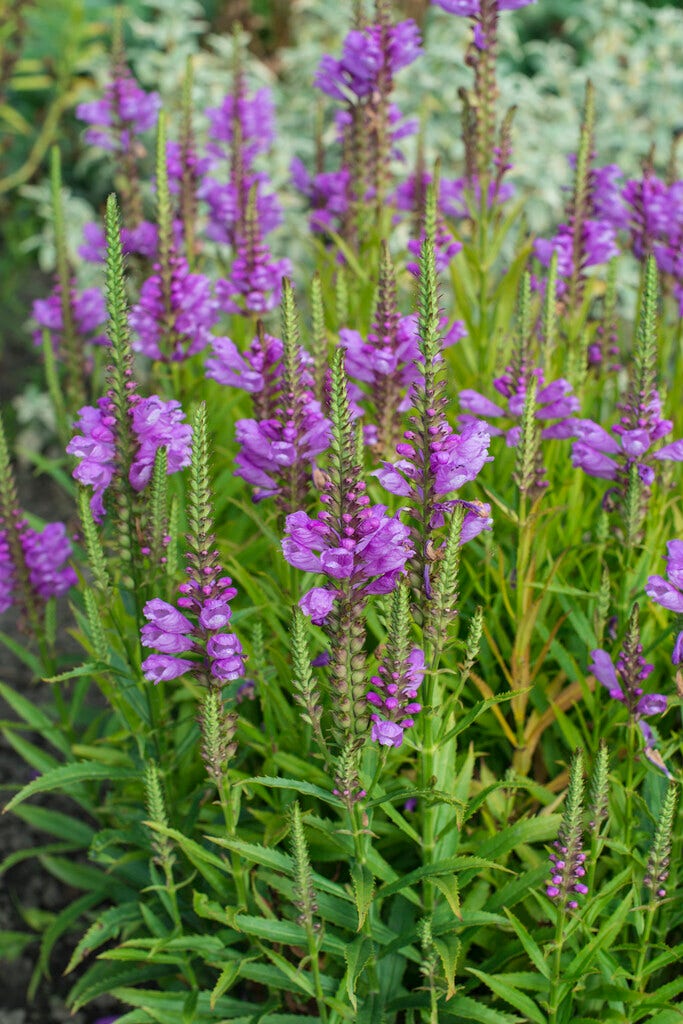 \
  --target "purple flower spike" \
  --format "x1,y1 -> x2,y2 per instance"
646,540 -> 683,663
433,0 -> 535,12
76,69 -> 160,154
589,605 -> 669,772
131,256 -> 220,362
32,284 -> 108,355
0,518 -> 77,616
68,394 -> 192,520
